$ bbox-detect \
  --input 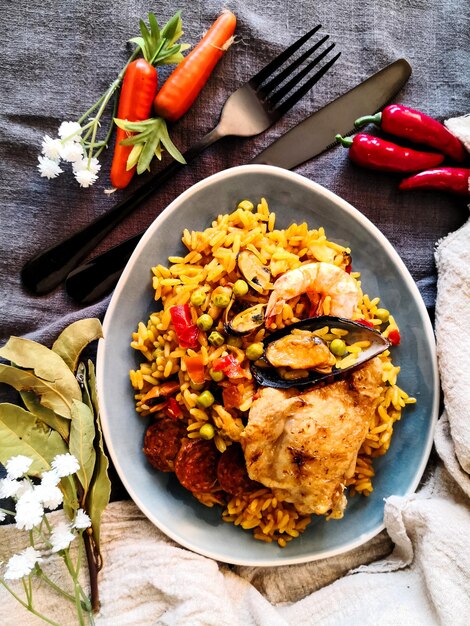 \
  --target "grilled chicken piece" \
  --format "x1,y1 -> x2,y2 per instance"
241,358 -> 385,517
